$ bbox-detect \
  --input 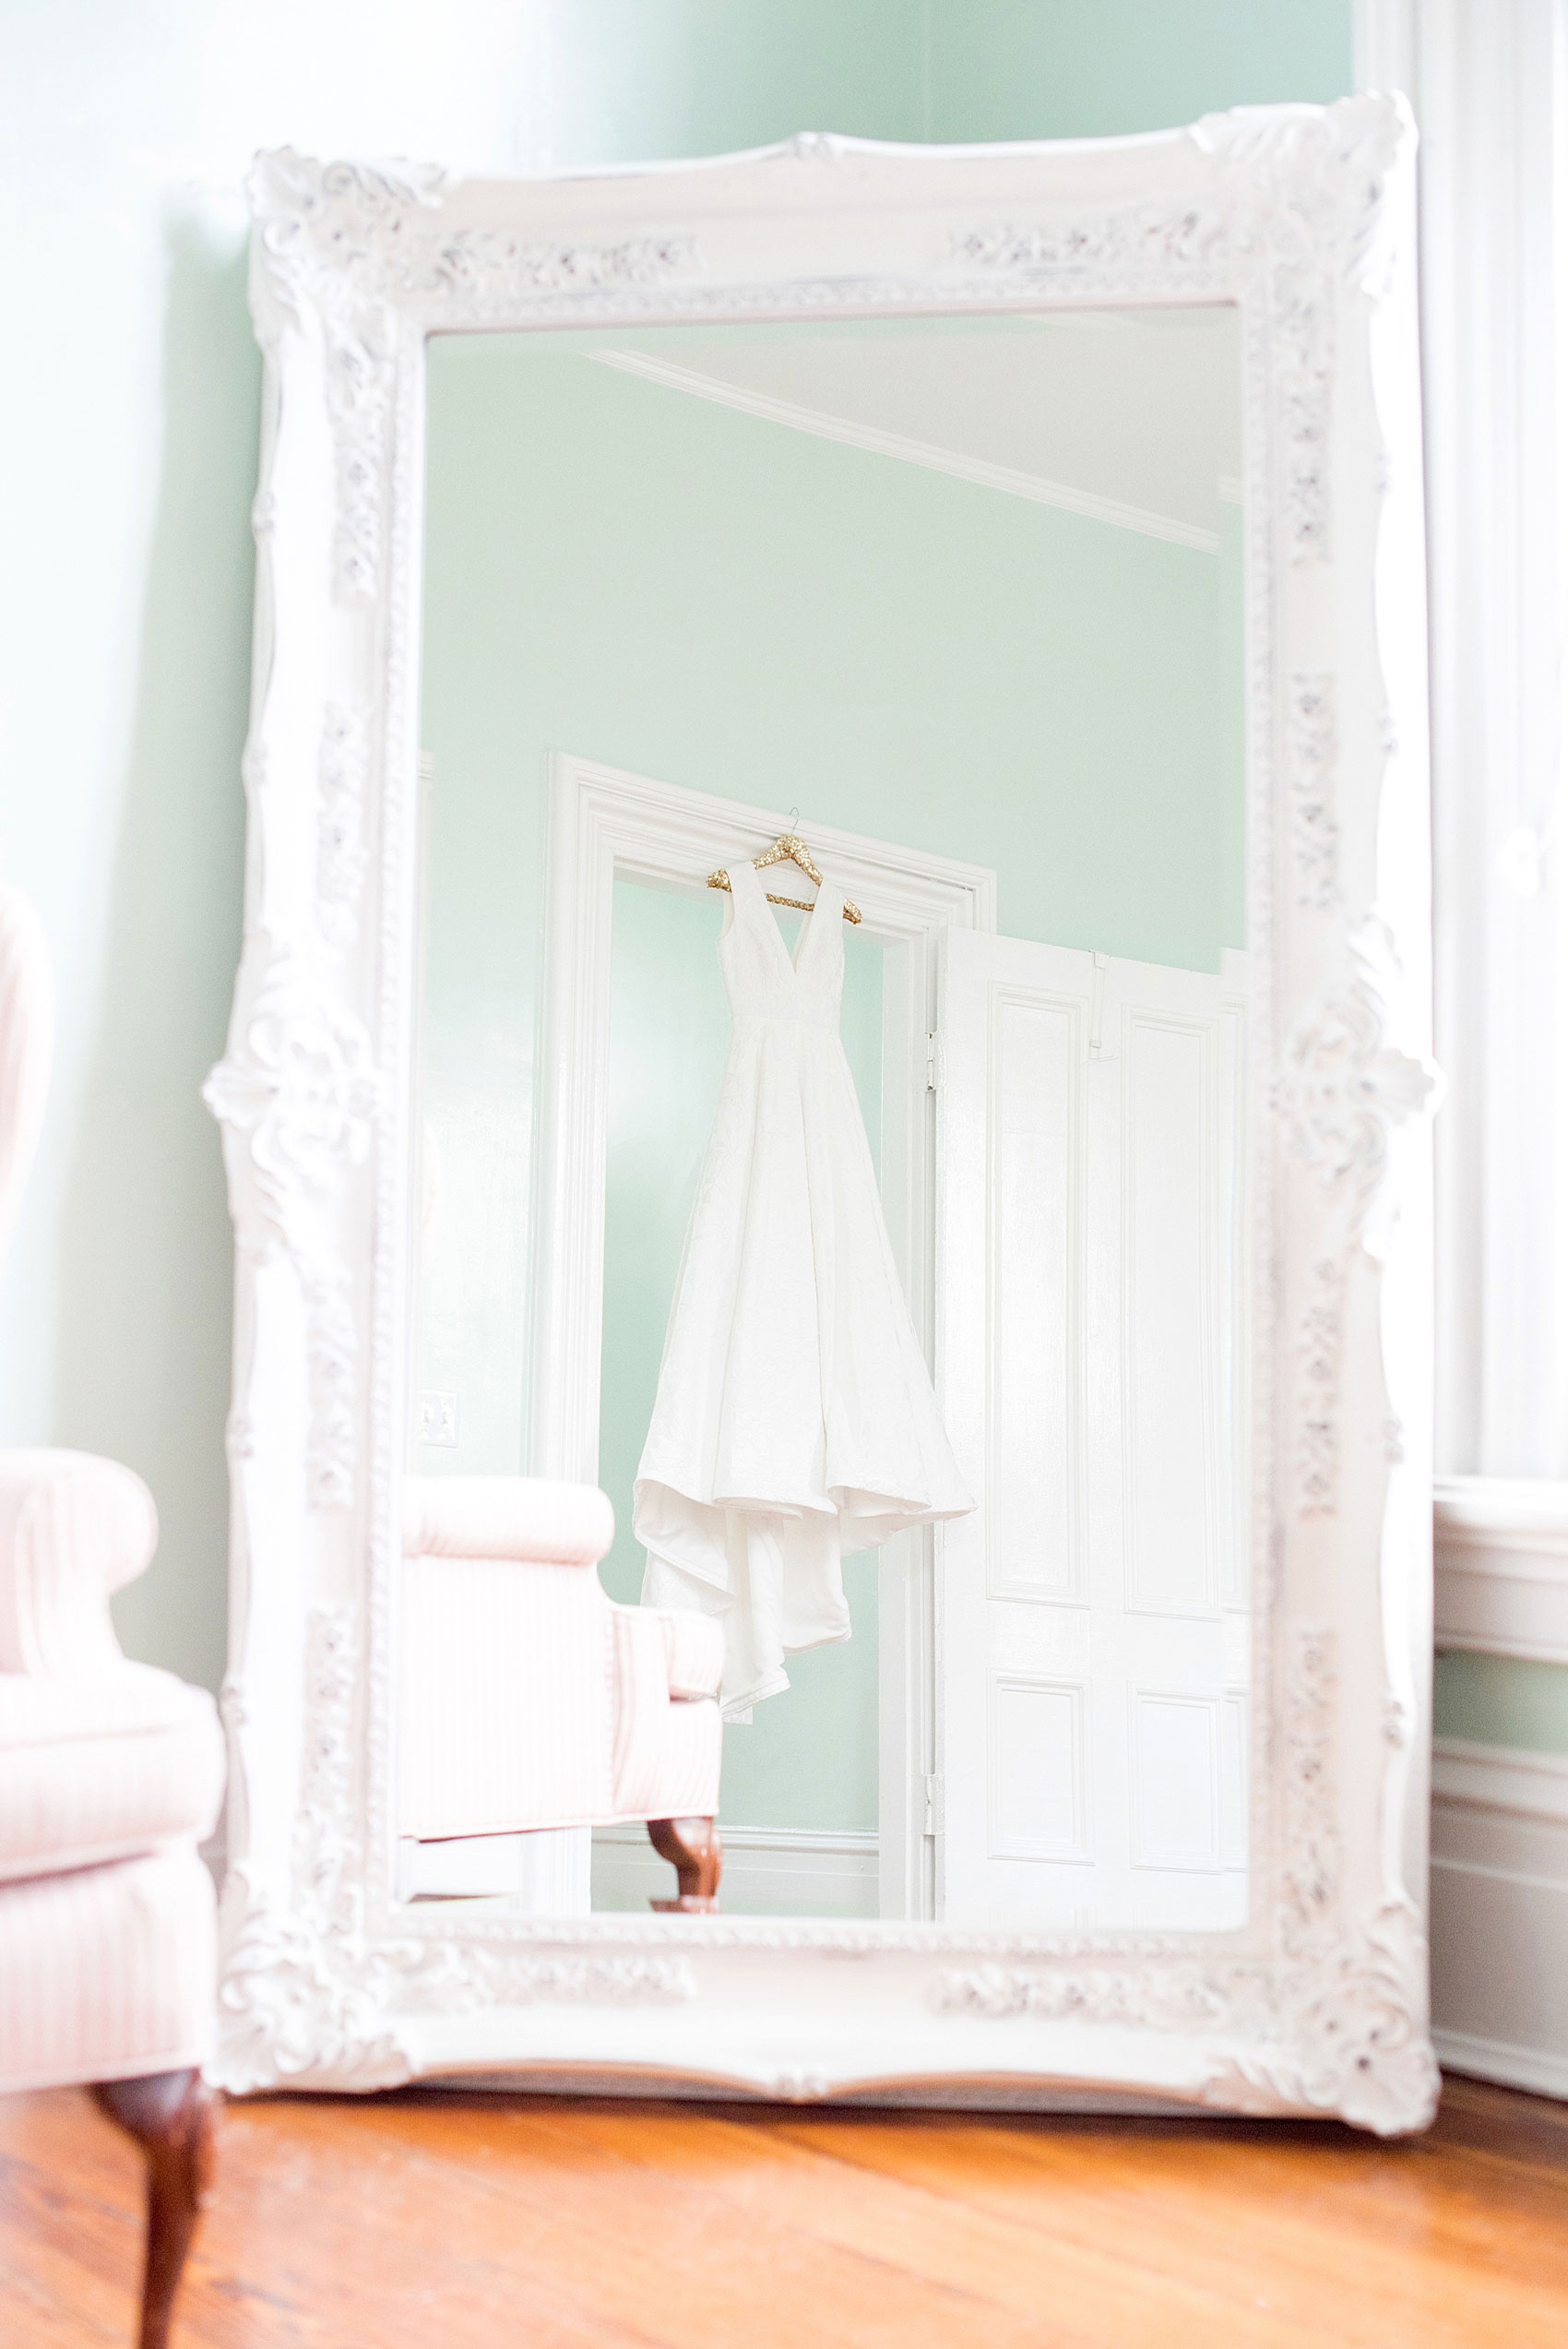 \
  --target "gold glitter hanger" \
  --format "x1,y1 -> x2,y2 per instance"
706,829 -> 862,924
